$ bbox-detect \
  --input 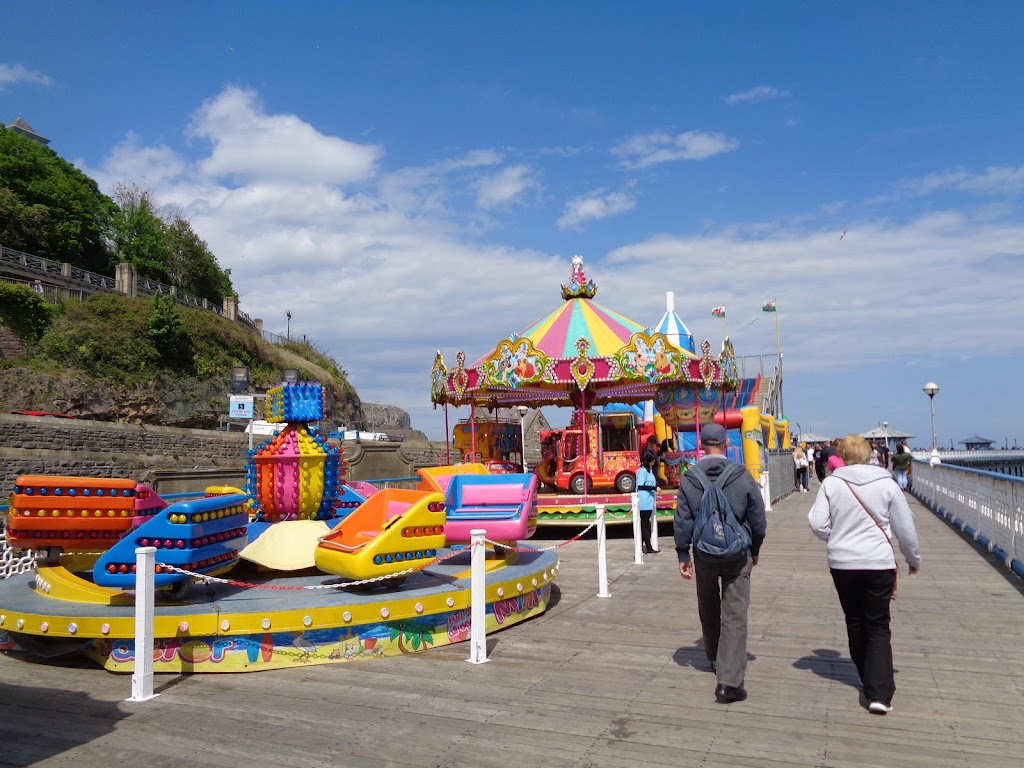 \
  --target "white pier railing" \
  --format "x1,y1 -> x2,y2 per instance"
911,459 -> 1024,579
